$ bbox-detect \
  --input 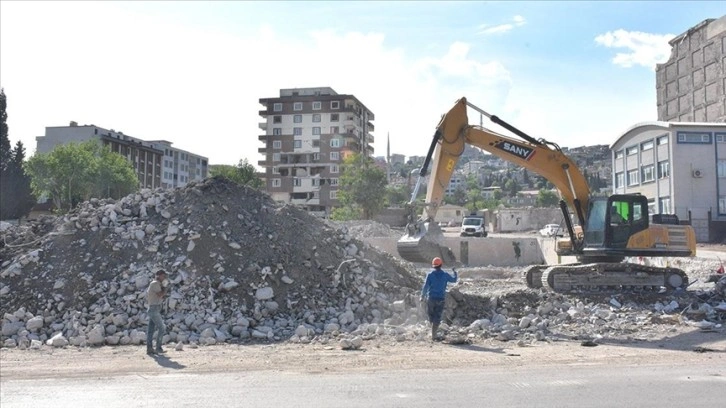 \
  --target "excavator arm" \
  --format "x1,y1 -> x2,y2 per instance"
397,97 -> 591,264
